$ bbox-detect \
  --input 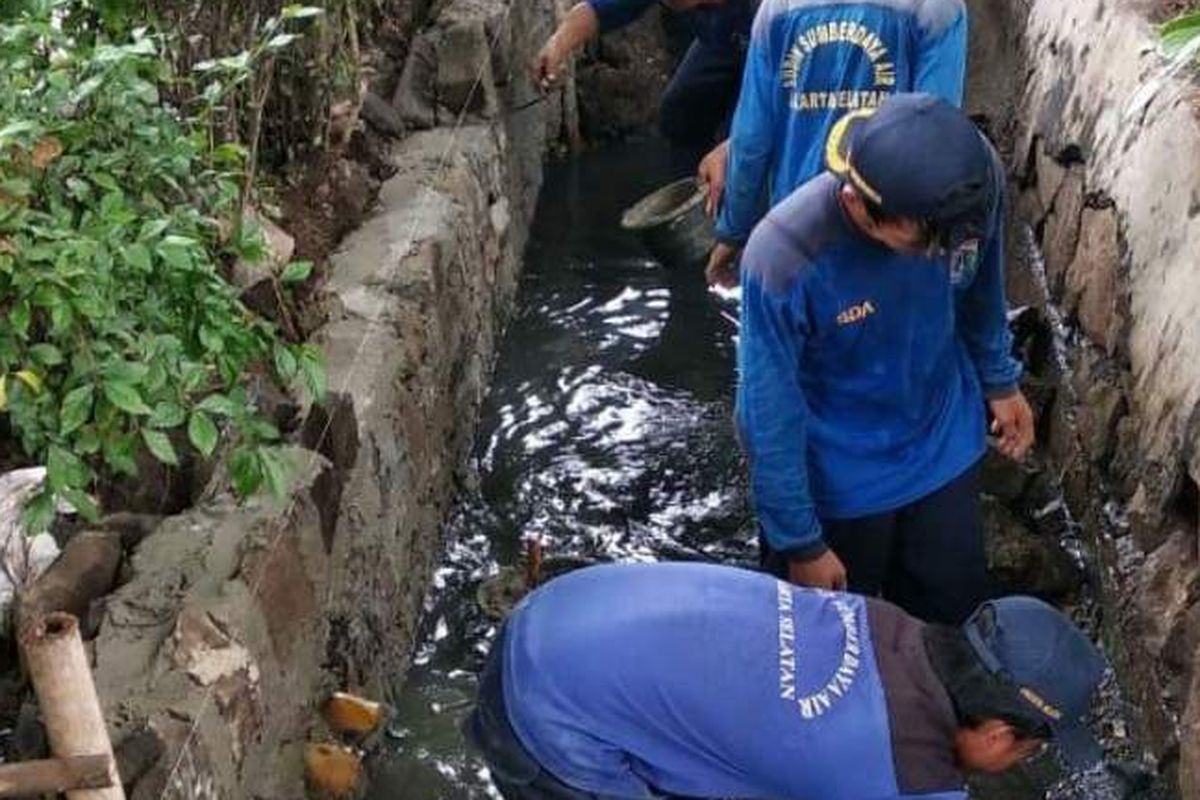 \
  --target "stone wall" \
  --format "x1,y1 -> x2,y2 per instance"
969,0 -> 1200,795
86,0 -> 570,796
